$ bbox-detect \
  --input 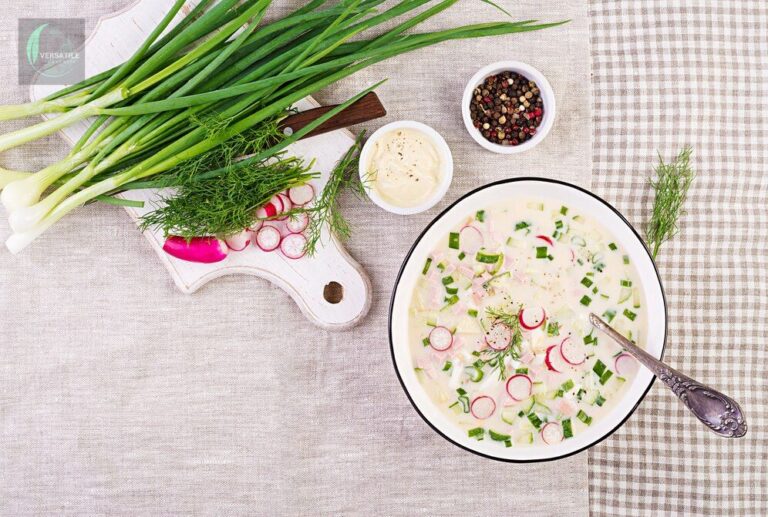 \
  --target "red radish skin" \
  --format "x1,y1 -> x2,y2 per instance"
286,212 -> 309,233
280,233 -> 307,259
163,236 -> 228,263
541,422 -> 563,444
428,326 -> 453,351
276,193 -> 293,221
614,353 -> 637,376
505,374 -> 533,401
519,307 -> 546,330
536,234 -> 554,246
288,184 -> 315,206
255,225 -> 281,252
255,203 -> 277,219
485,322 -> 512,350
559,337 -> 586,365
459,225 -> 484,254
224,230 -> 251,251
545,345 -> 561,372
269,194 -> 284,214
470,396 -> 496,419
